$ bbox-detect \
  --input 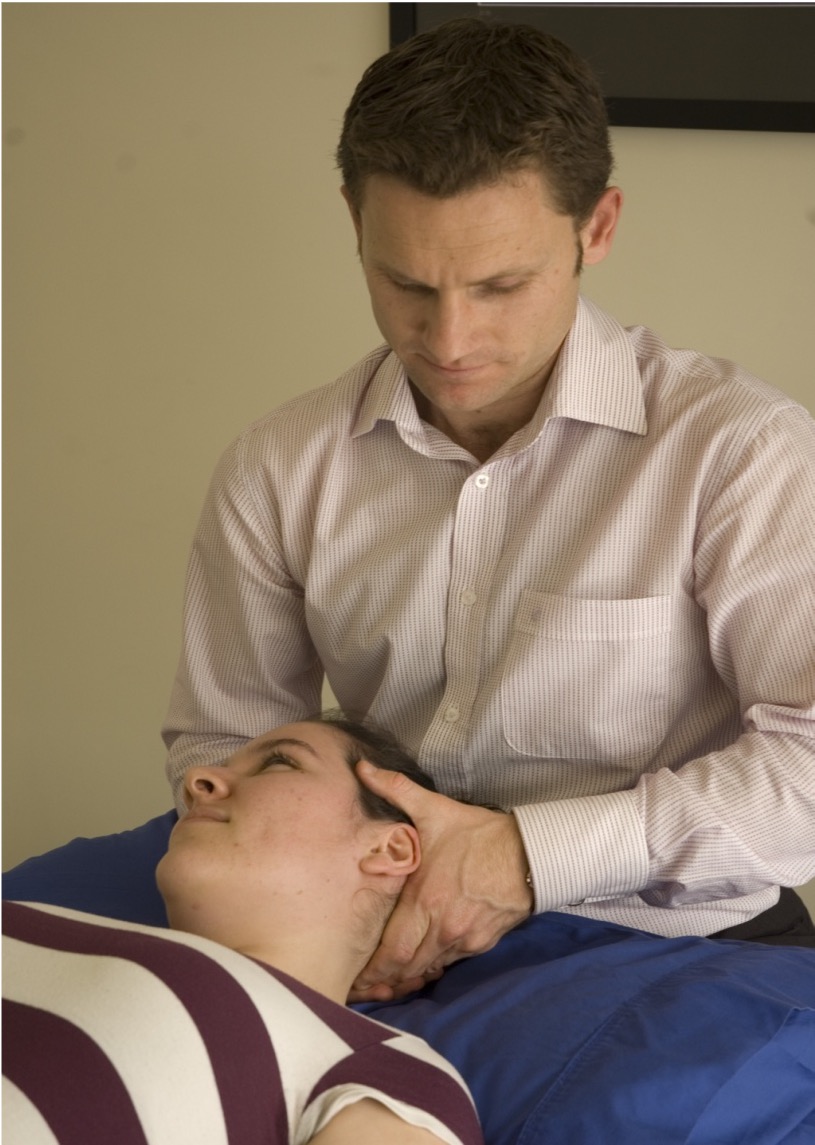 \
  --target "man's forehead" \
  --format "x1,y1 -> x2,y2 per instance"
356,167 -> 555,208
356,174 -> 568,260
370,255 -> 543,294
357,168 -> 560,219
